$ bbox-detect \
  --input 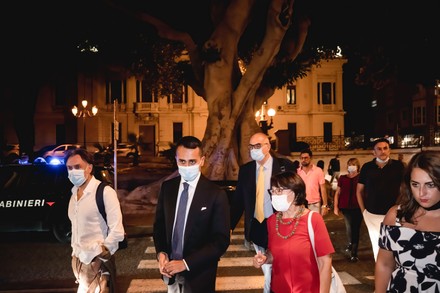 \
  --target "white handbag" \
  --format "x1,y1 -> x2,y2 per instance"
307,211 -> 347,293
